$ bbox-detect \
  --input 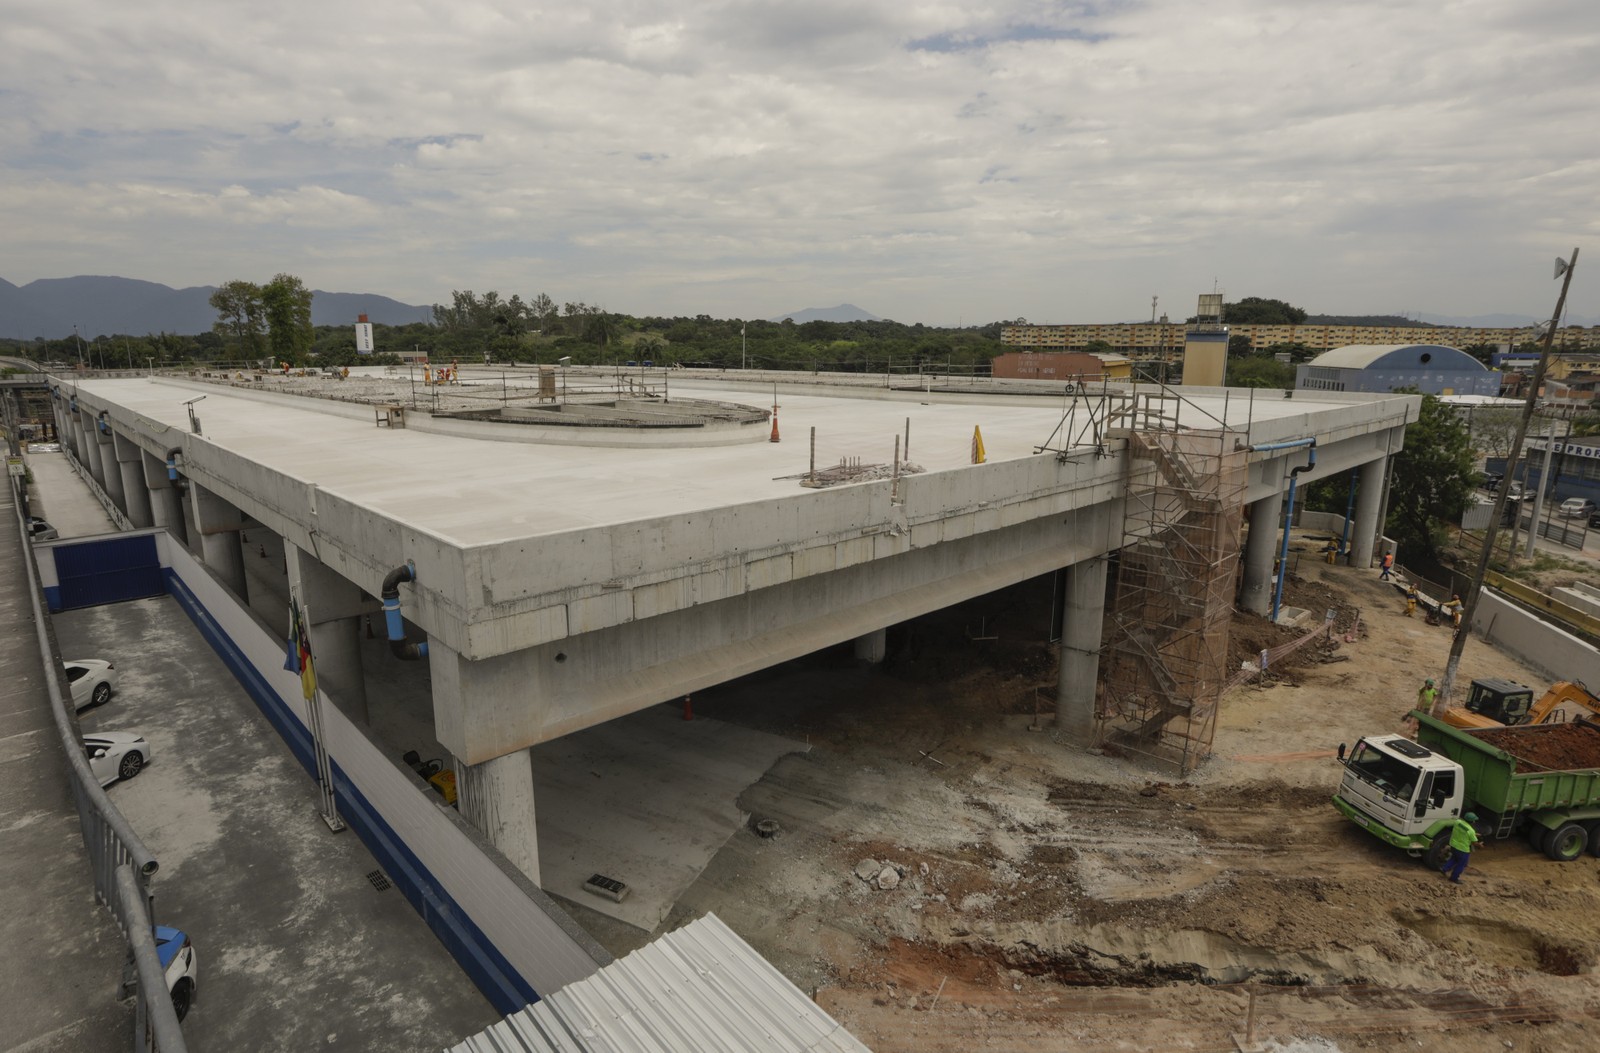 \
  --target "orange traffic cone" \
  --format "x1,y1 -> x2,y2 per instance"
770,412 -> 780,443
